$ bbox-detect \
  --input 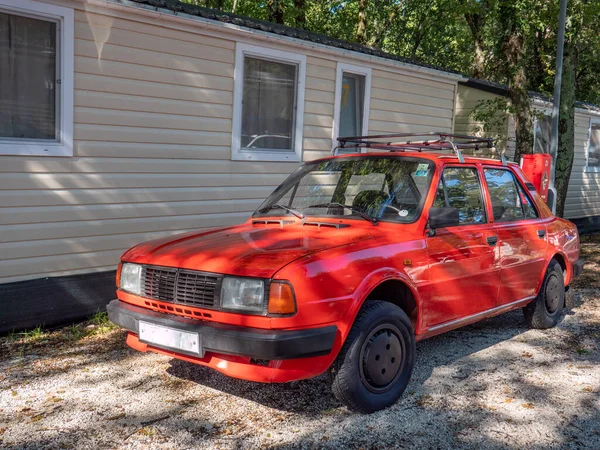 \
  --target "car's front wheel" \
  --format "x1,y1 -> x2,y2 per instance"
331,300 -> 415,413
523,259 -> 565,329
